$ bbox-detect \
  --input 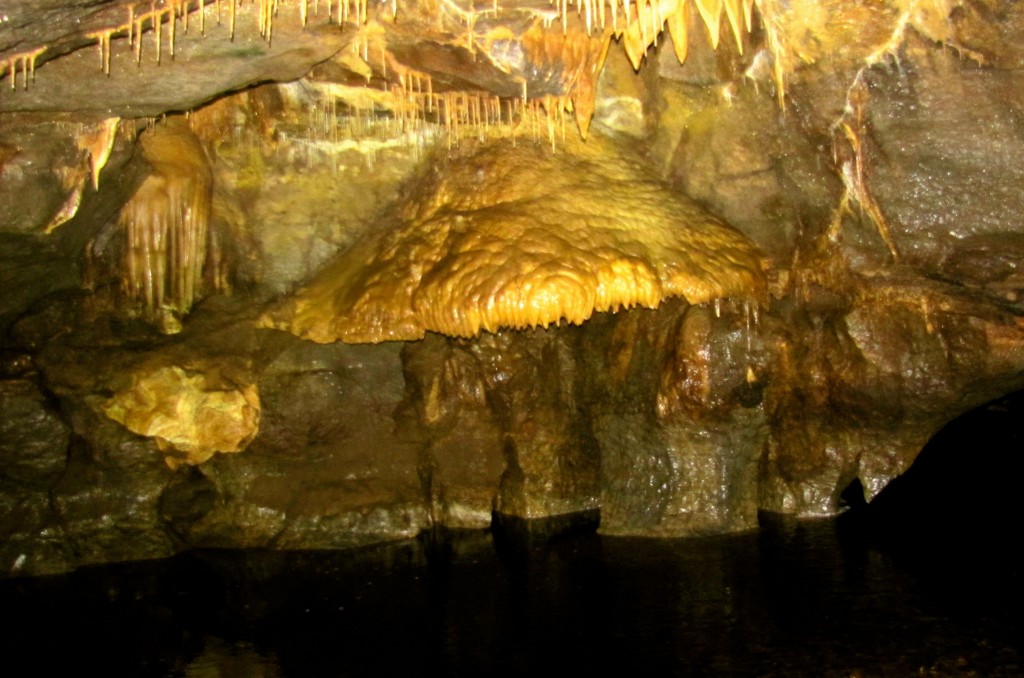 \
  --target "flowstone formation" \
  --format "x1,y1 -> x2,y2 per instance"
3,0 -> 1024,576
100,361 -> 260,469
261,136 -> 765,342
265,136 -> 766,527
